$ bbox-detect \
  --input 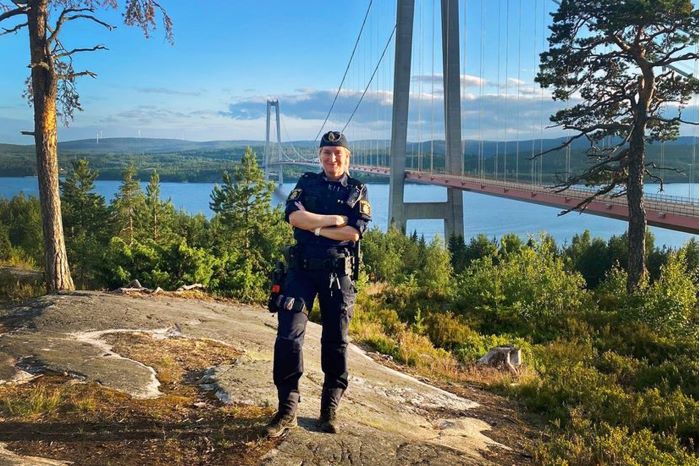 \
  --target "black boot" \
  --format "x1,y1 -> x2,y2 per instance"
266,391 -> 299,438
318,405 -> 338,433
265,410 -> 297,438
